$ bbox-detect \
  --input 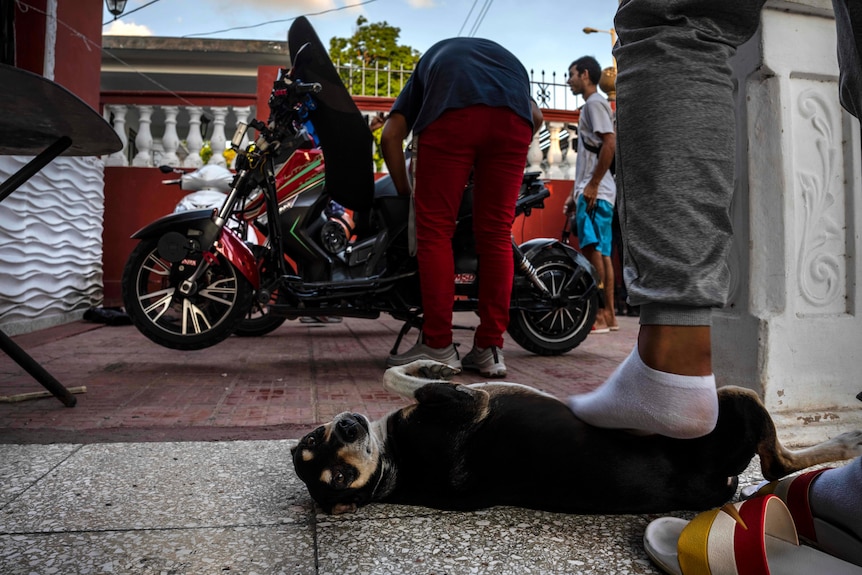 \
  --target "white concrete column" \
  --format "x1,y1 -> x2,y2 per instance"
527,128 -> 545,175
230,106 -> 252,169
160,106 -> 181,167
105,105 -> 128,167
716,0 -> 862,444
183,106 -> 204,168
231,106 -> 252,148
132,105 -> 154,167
207,106 -> 228,167
545,122 -> 565,179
